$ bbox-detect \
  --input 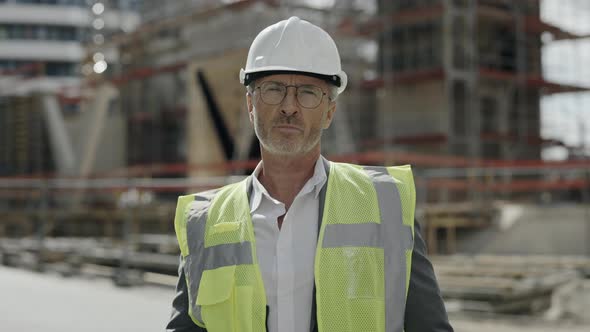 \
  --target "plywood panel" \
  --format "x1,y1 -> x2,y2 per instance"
186,48 -> 254,180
